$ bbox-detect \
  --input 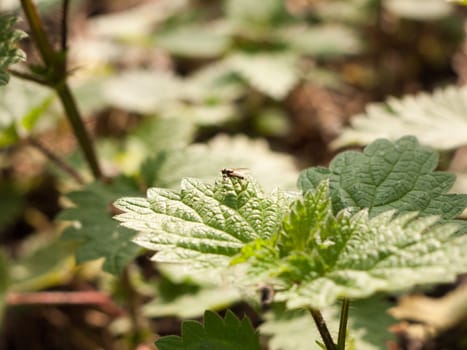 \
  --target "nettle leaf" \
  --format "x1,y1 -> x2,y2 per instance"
225,0 -> 289,28
0,77 -> 58,147
384,0 -> 452,21
299,136 -> 467,218
156,310 -> 260,350
155,24 -> 231,58
114,176 -> 289,269
242,180 -> 467,309
0,15 -> 26,86
331,86 -> 467,151
280,25 -> 362,58
227,53 -> 298,100
59,177 -> 141,275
